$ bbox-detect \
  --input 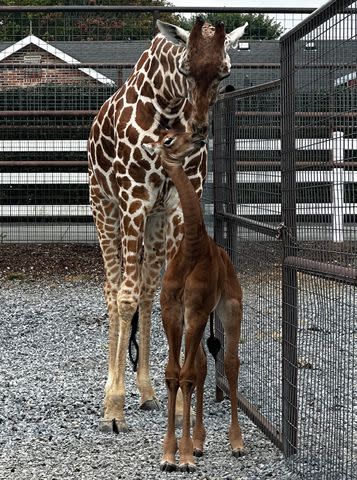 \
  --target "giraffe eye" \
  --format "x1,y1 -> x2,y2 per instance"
164,137 -> 175,147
